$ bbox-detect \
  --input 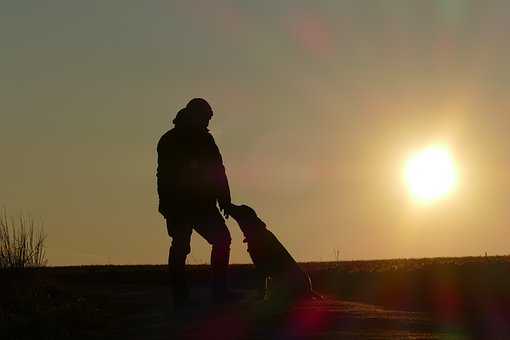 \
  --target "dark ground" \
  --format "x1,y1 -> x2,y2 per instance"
2,256 -> 509,339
